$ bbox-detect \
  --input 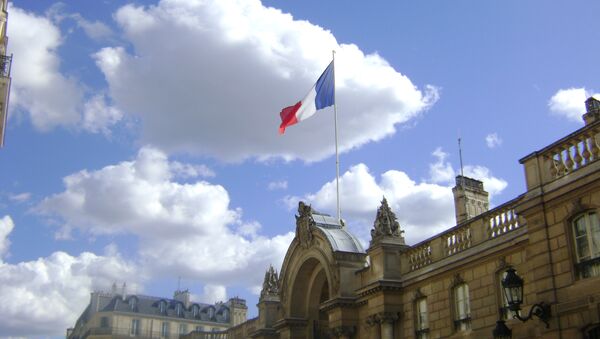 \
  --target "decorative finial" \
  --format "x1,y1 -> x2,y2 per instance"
260,265 -> 279,300
370,197 -> 405,246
